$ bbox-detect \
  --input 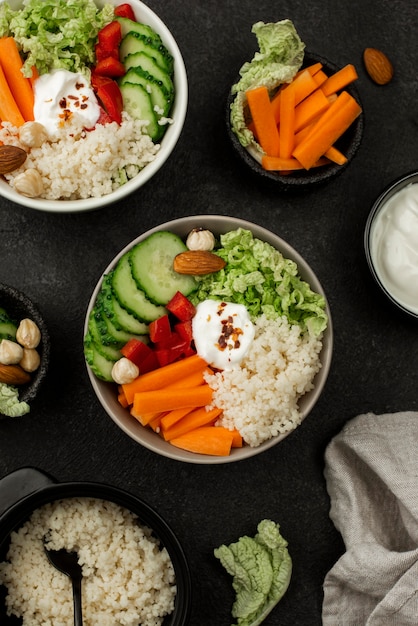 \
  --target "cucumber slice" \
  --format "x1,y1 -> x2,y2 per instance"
120,32 -> 174,74
129,231 -> 197,305
88,312 -> 122,361
120,82 -> 160,140
115,17 -> 162,43
120,67 -> 173,119
112,252 -> 167,322
98,272 -> 149,335
84,334 -> 114,382
124,51 -> 174,95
